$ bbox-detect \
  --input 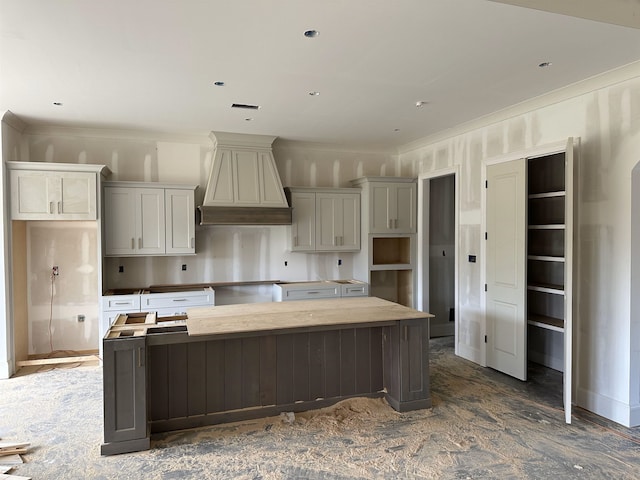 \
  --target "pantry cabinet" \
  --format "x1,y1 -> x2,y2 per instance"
286,187 -> 360,252
103,182 -> 196,257
8,162 -> 109,221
